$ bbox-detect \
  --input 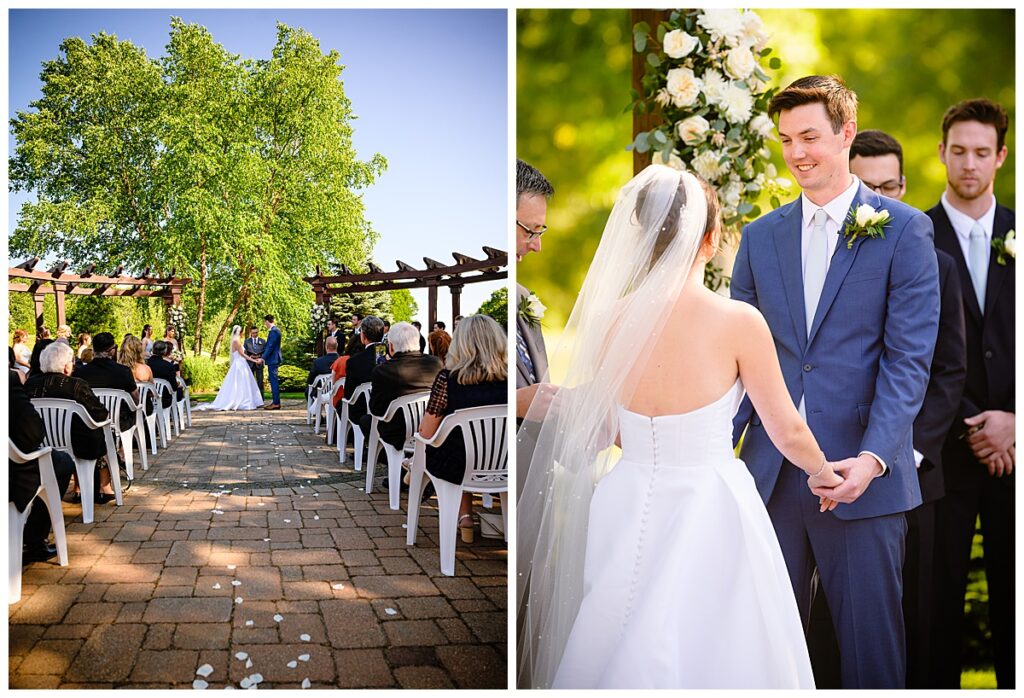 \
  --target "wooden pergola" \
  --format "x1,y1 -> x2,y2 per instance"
304,246 -> 508,330
8,257 -> 192,338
